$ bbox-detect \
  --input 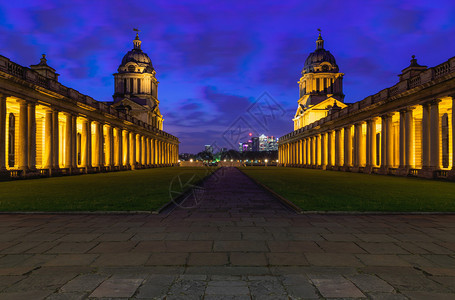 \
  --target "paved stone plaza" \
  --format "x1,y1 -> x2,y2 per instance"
0,168 -> 454,299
